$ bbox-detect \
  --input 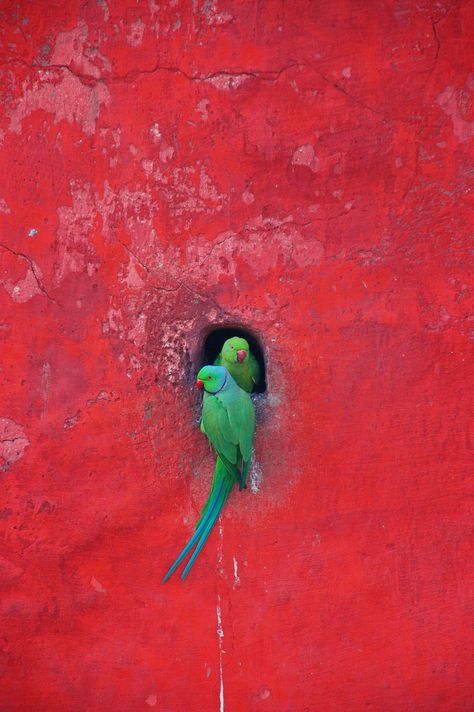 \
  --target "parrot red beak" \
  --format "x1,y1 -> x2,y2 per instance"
237,349 -> 246,363
196,379 -> 204,390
